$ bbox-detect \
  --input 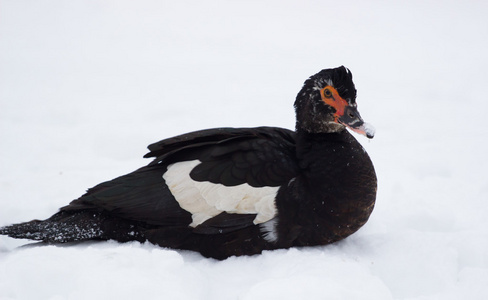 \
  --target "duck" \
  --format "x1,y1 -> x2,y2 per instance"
0,66 -> 377,260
